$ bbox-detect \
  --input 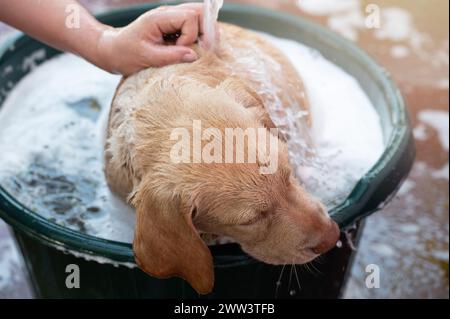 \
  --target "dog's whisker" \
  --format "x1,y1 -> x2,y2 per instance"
304,262 -> 315,276
288,264 -> 295,296
293,264 -> 302,292
274,264 -> 286,299
310,260 -> 323,276
315,254 -> 325,264
303,262 -> 311,274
